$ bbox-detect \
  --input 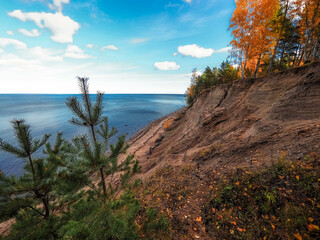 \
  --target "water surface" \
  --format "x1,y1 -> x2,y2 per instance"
0,94 -> 185,176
